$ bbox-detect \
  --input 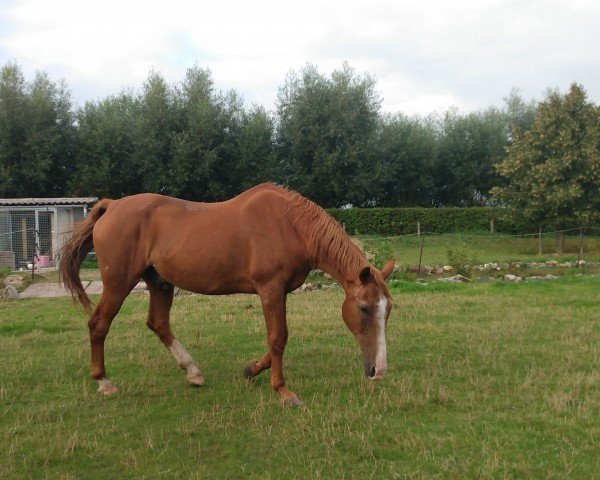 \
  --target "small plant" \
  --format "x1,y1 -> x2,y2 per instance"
81,258 -> 99,269
363,239 -> 394,270
446,248 -> 478,277
391,267 -> 416,282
